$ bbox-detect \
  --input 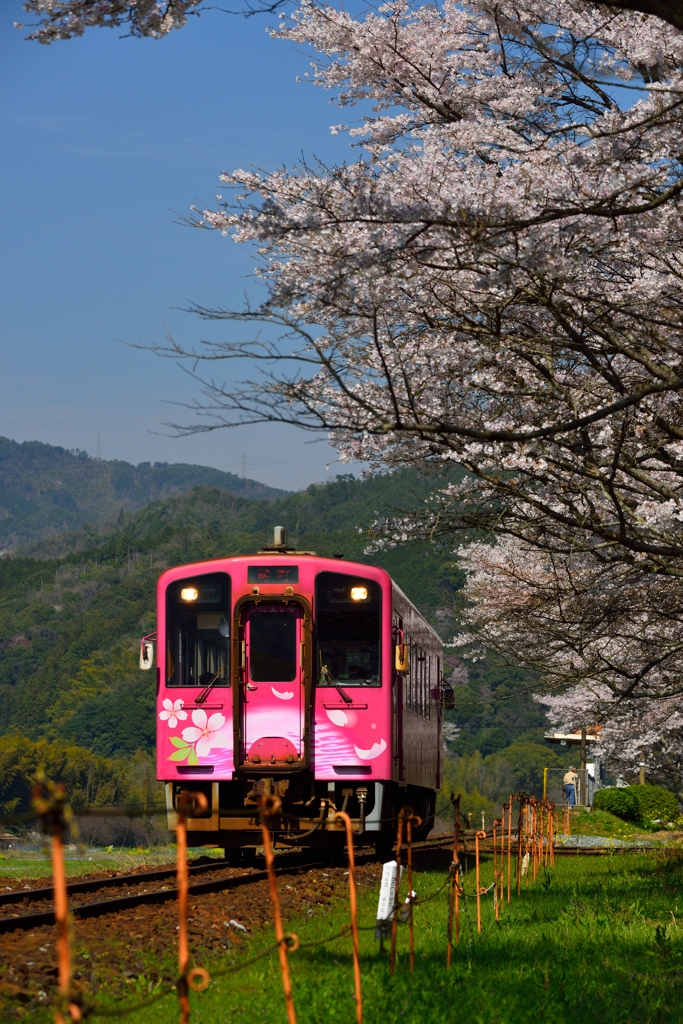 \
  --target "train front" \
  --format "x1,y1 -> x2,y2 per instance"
151,532 -> 393,855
